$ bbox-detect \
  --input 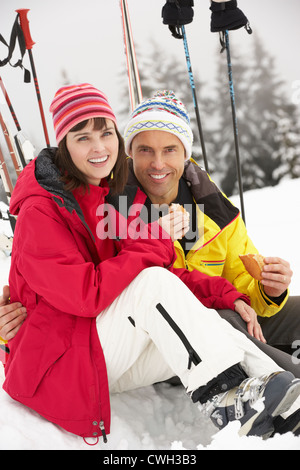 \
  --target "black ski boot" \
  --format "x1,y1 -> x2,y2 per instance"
198,371 -> 300,439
